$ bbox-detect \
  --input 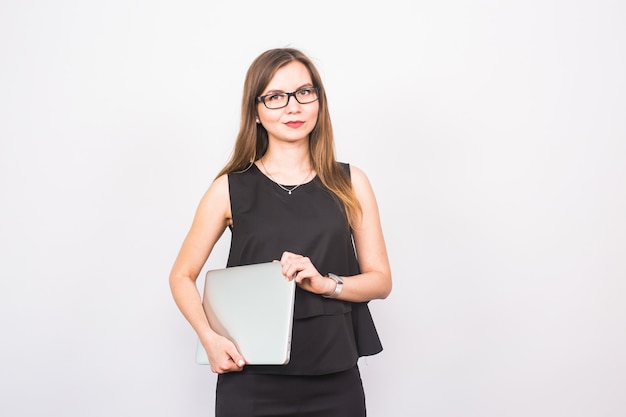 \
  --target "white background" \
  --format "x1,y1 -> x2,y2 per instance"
1,1 -> 625,416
